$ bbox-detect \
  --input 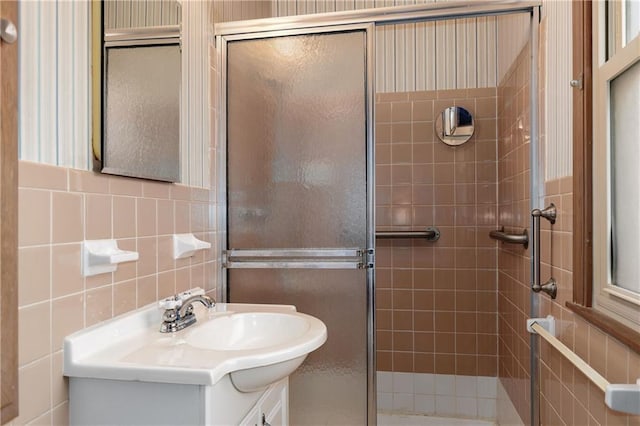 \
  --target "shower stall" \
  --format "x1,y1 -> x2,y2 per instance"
216,2 -> 543,425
